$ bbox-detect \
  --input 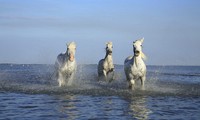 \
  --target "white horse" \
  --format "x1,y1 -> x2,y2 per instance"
98,42 -> 114,82
124,38 -> 147,90
55,42 -> 77,87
